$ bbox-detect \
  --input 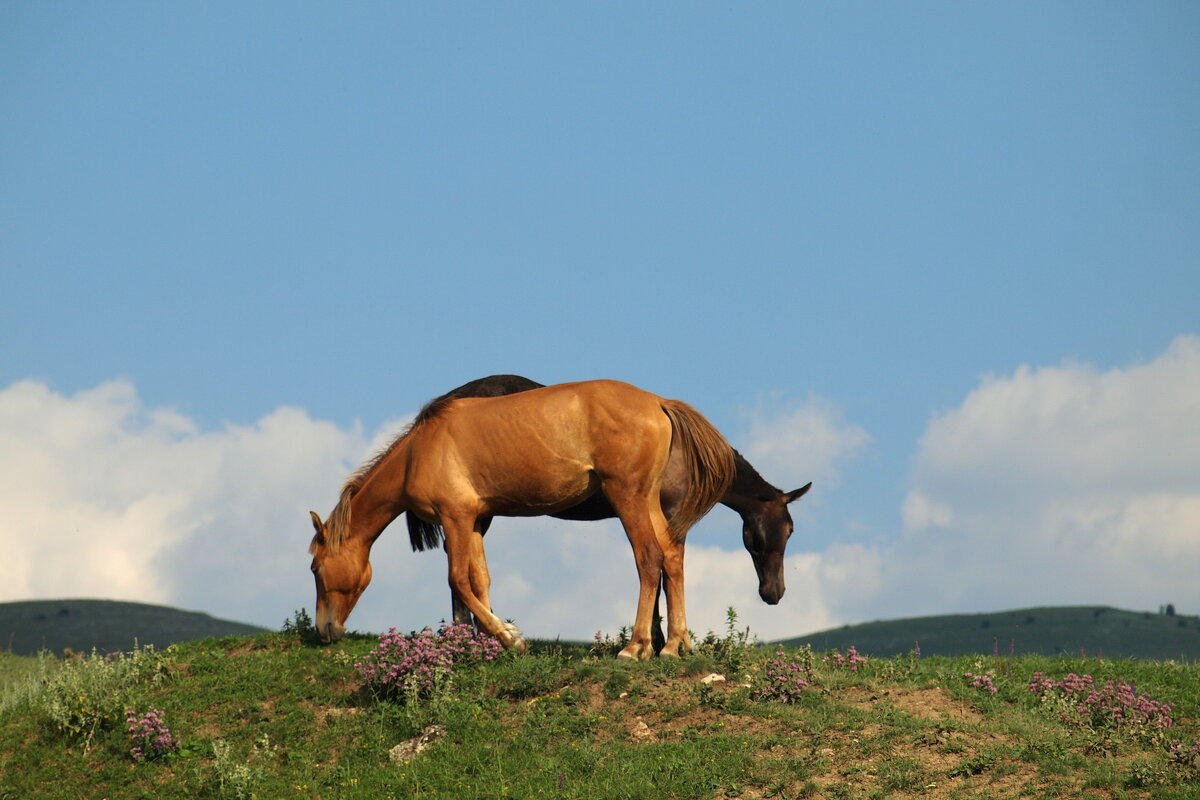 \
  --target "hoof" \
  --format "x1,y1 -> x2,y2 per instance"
617,642 -> 652,661
502,621 -> 527,654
